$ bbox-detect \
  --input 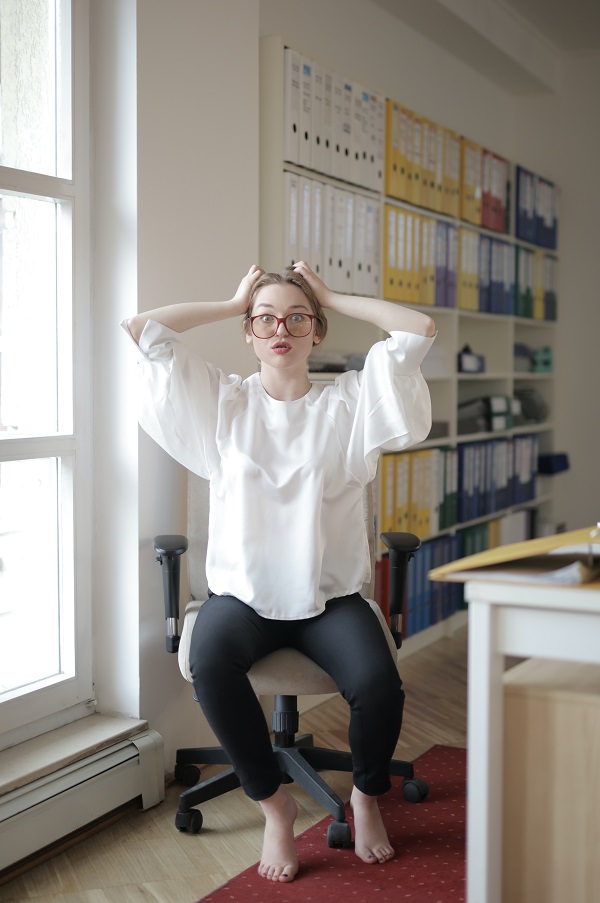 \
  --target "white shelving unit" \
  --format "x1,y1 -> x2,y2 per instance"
259,35 -> 559,642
